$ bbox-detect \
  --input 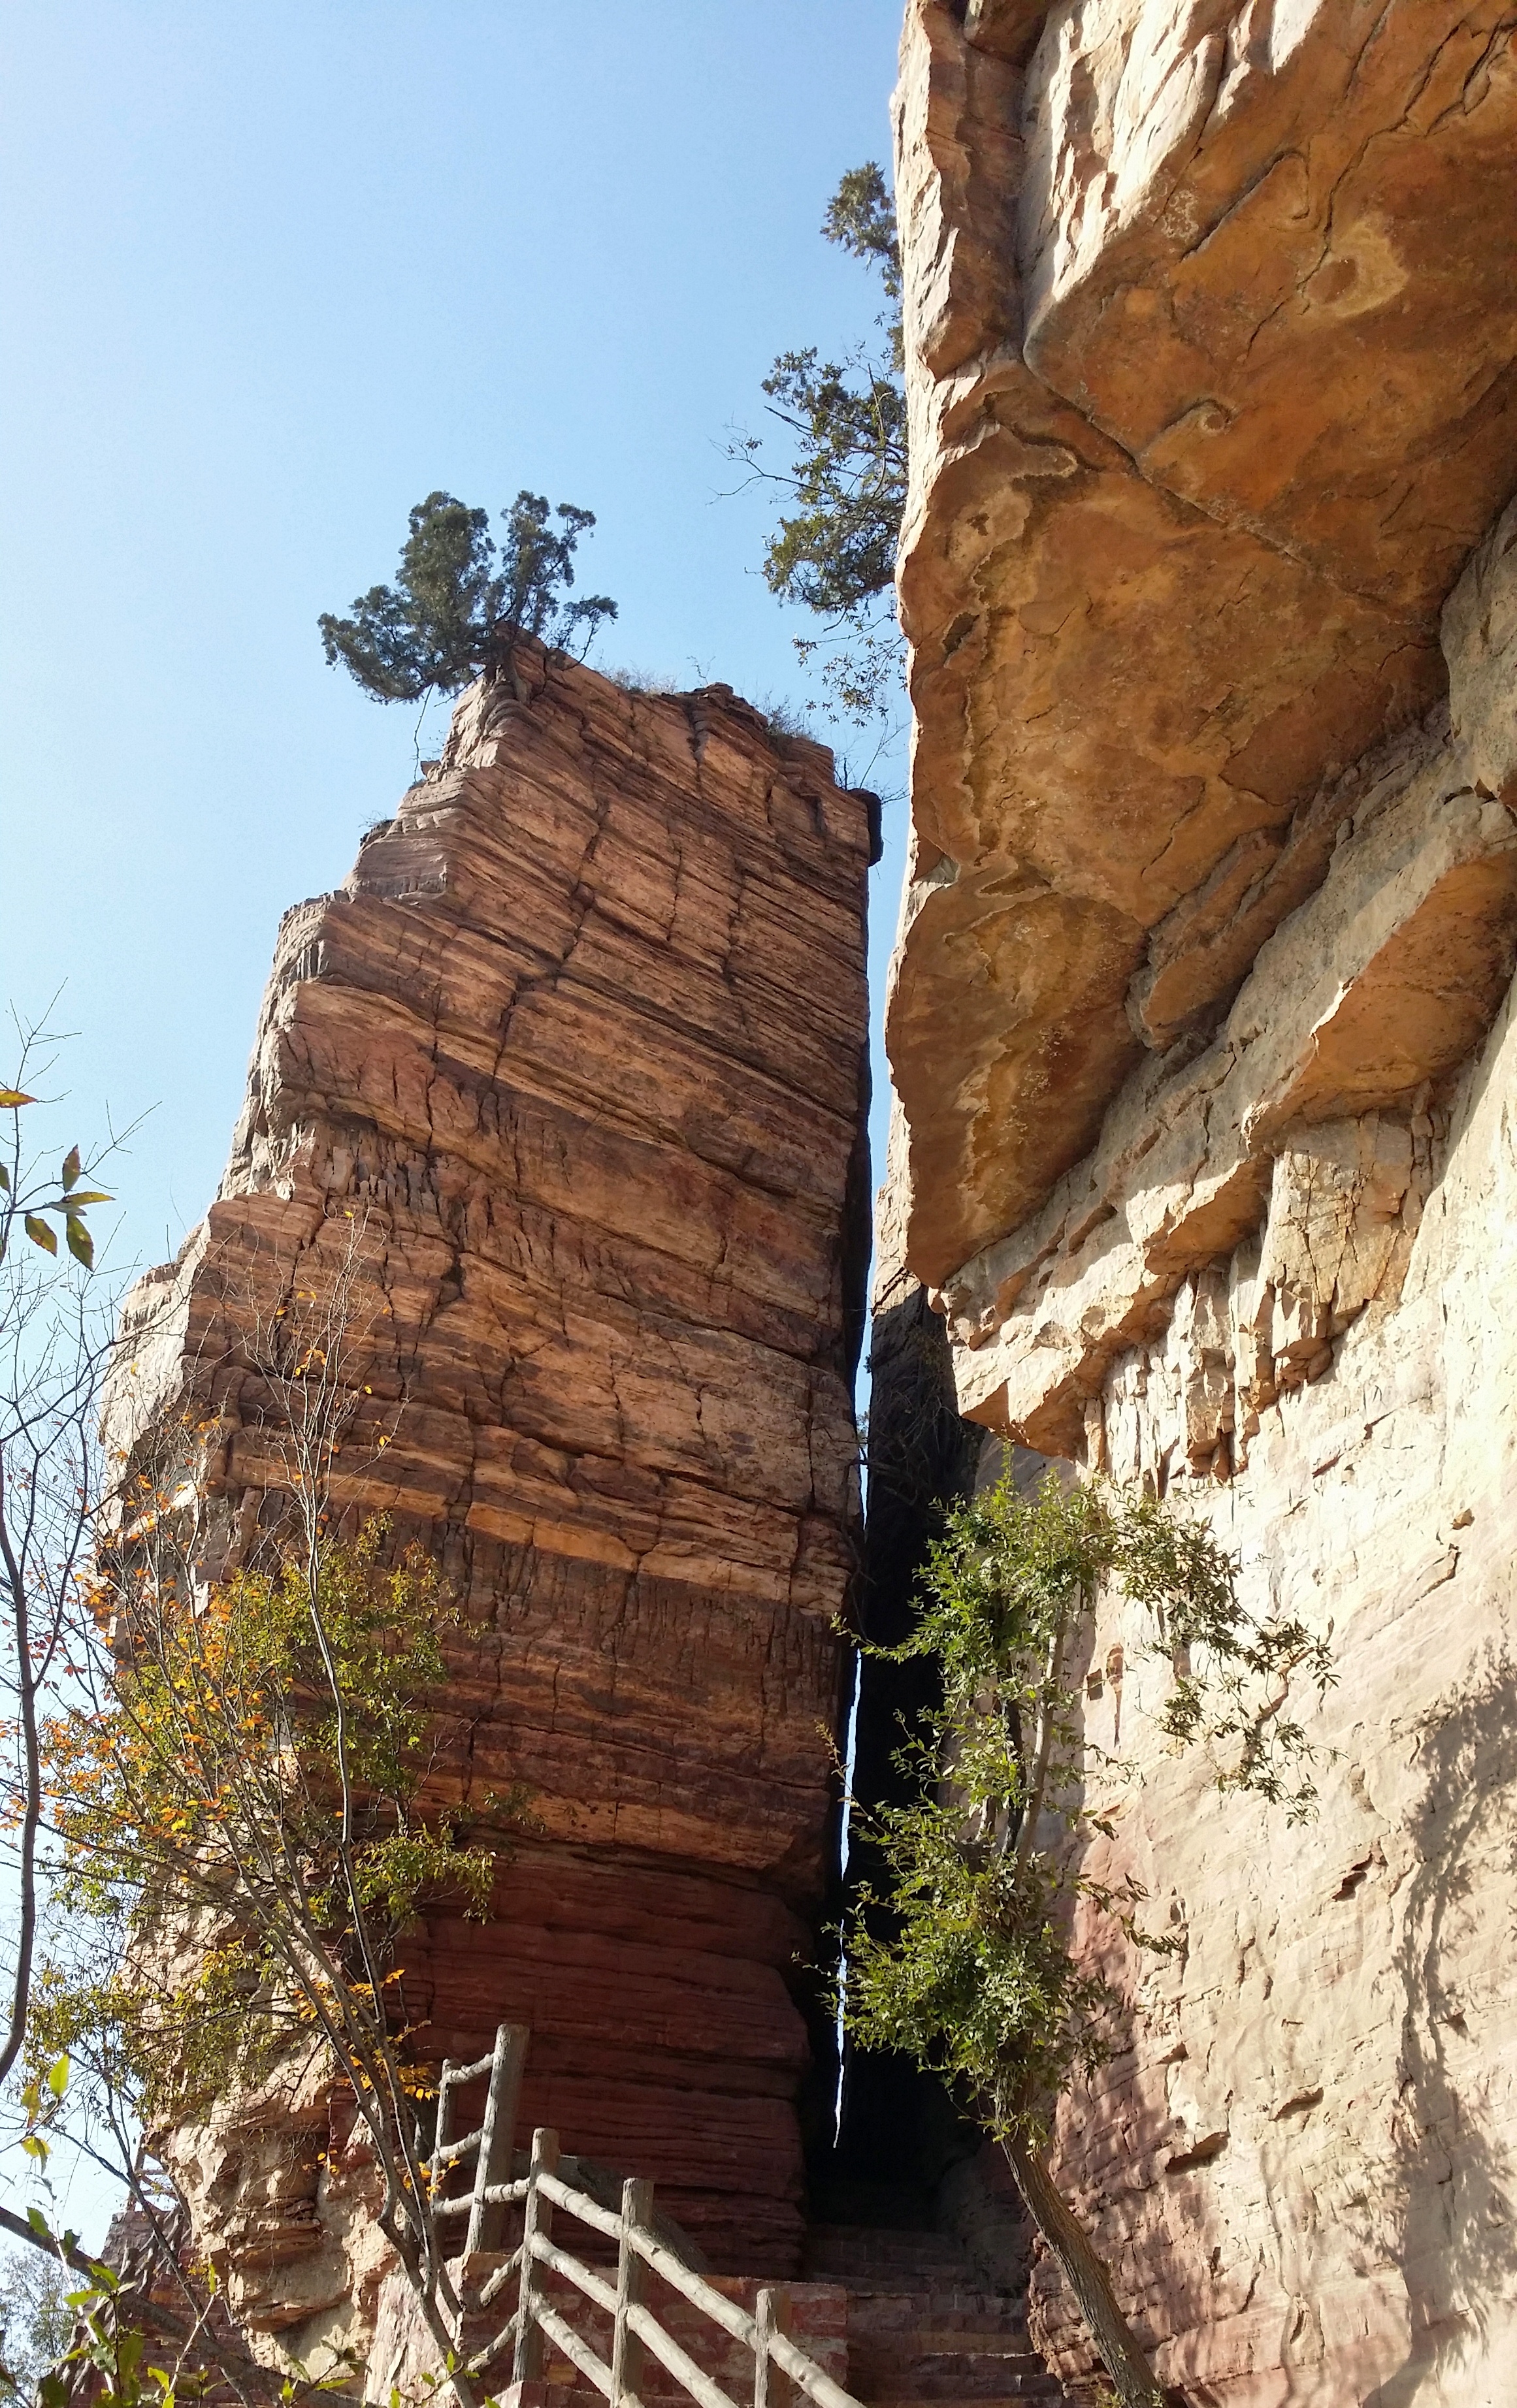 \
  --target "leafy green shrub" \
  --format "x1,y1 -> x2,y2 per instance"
843,1471 -> 1333,2406
731,163 -> 905,724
